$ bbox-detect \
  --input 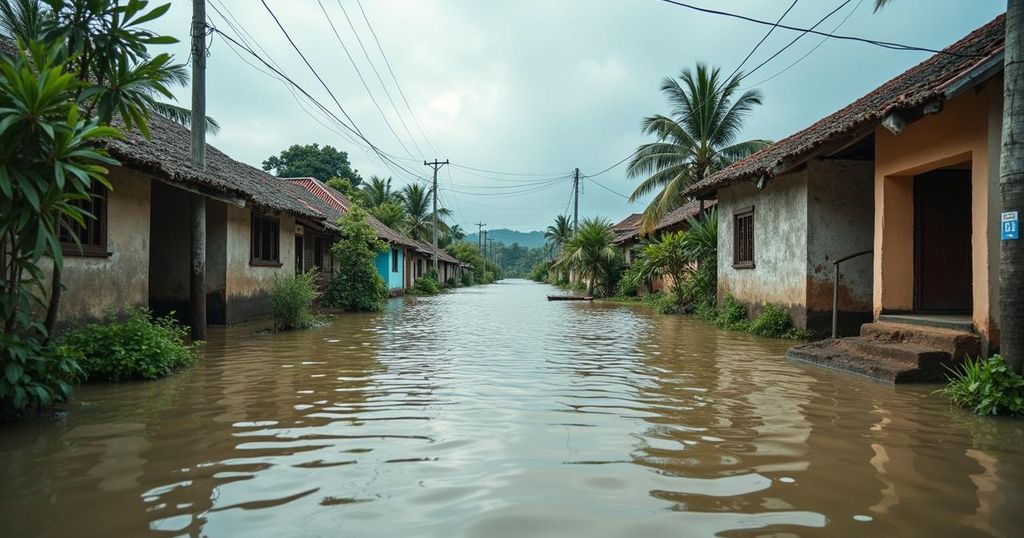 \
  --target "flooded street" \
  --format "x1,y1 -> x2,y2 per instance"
2,279 -> 1023,537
